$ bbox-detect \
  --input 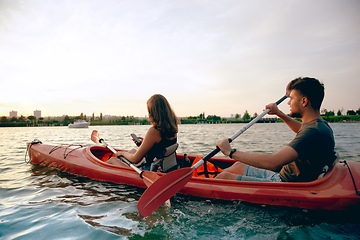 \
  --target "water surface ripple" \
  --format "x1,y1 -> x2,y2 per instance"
0,123 -> 359,239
